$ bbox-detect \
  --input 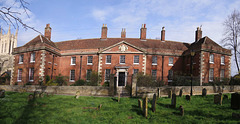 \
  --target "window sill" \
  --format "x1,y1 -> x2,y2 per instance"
69,80 -> 75,82
120,63 -> 125,64
87,63 -> 93,65
17,80 -> 22,82
168,64 -> 173,66
70,64 -> 76,66
152,64 -> 157,65
29,80 -> 34,82
209,62 -> 214,64
106,63 -> 111,64
18,62 -> 23,64
133,63 -> 139,65
30,61 -> 35,63
168,80 -> 173,82
221,63 -> 225,65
